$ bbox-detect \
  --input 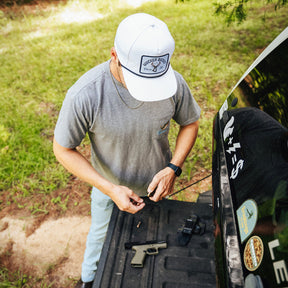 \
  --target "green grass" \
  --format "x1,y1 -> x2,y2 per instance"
0,266 -> 53,287
0,0 -> 288,206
